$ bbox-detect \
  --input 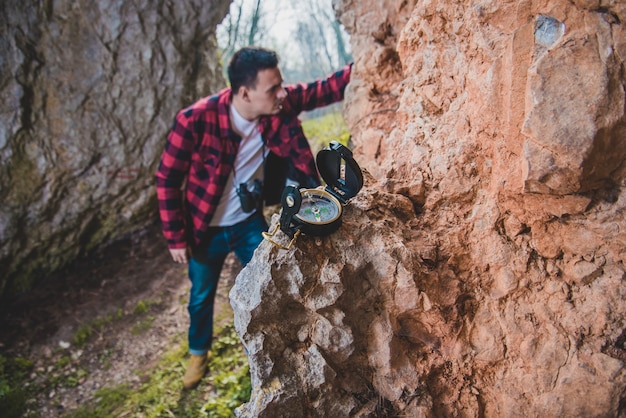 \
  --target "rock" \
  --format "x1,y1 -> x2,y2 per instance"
522,11 -> 625,194
0,0 -> 230,297
232,0 -> 626,416
231,184 -> 427,417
